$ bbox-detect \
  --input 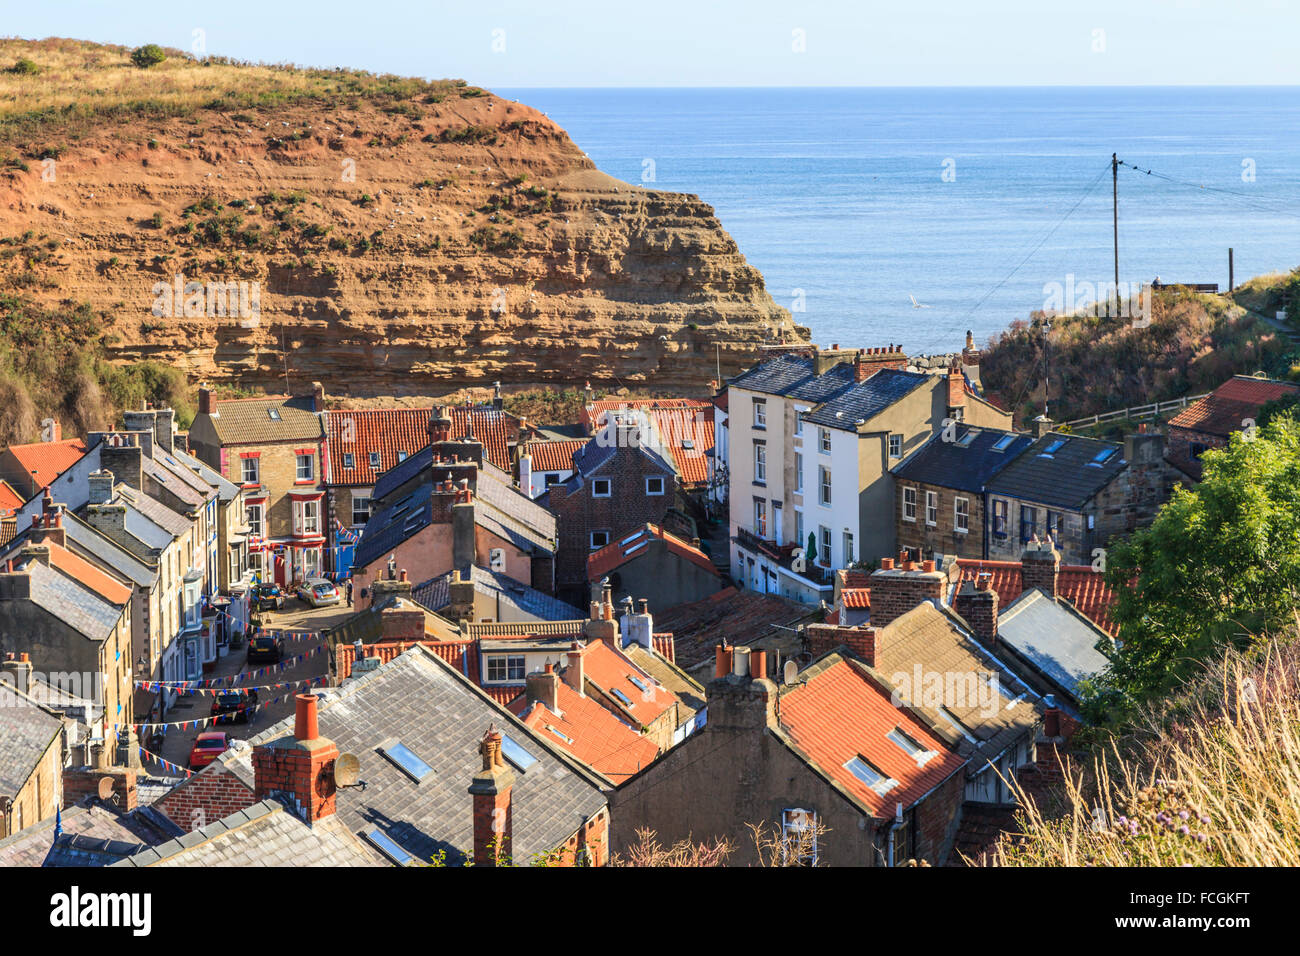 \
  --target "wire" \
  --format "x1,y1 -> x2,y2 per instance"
1117,159 -> 1300,221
